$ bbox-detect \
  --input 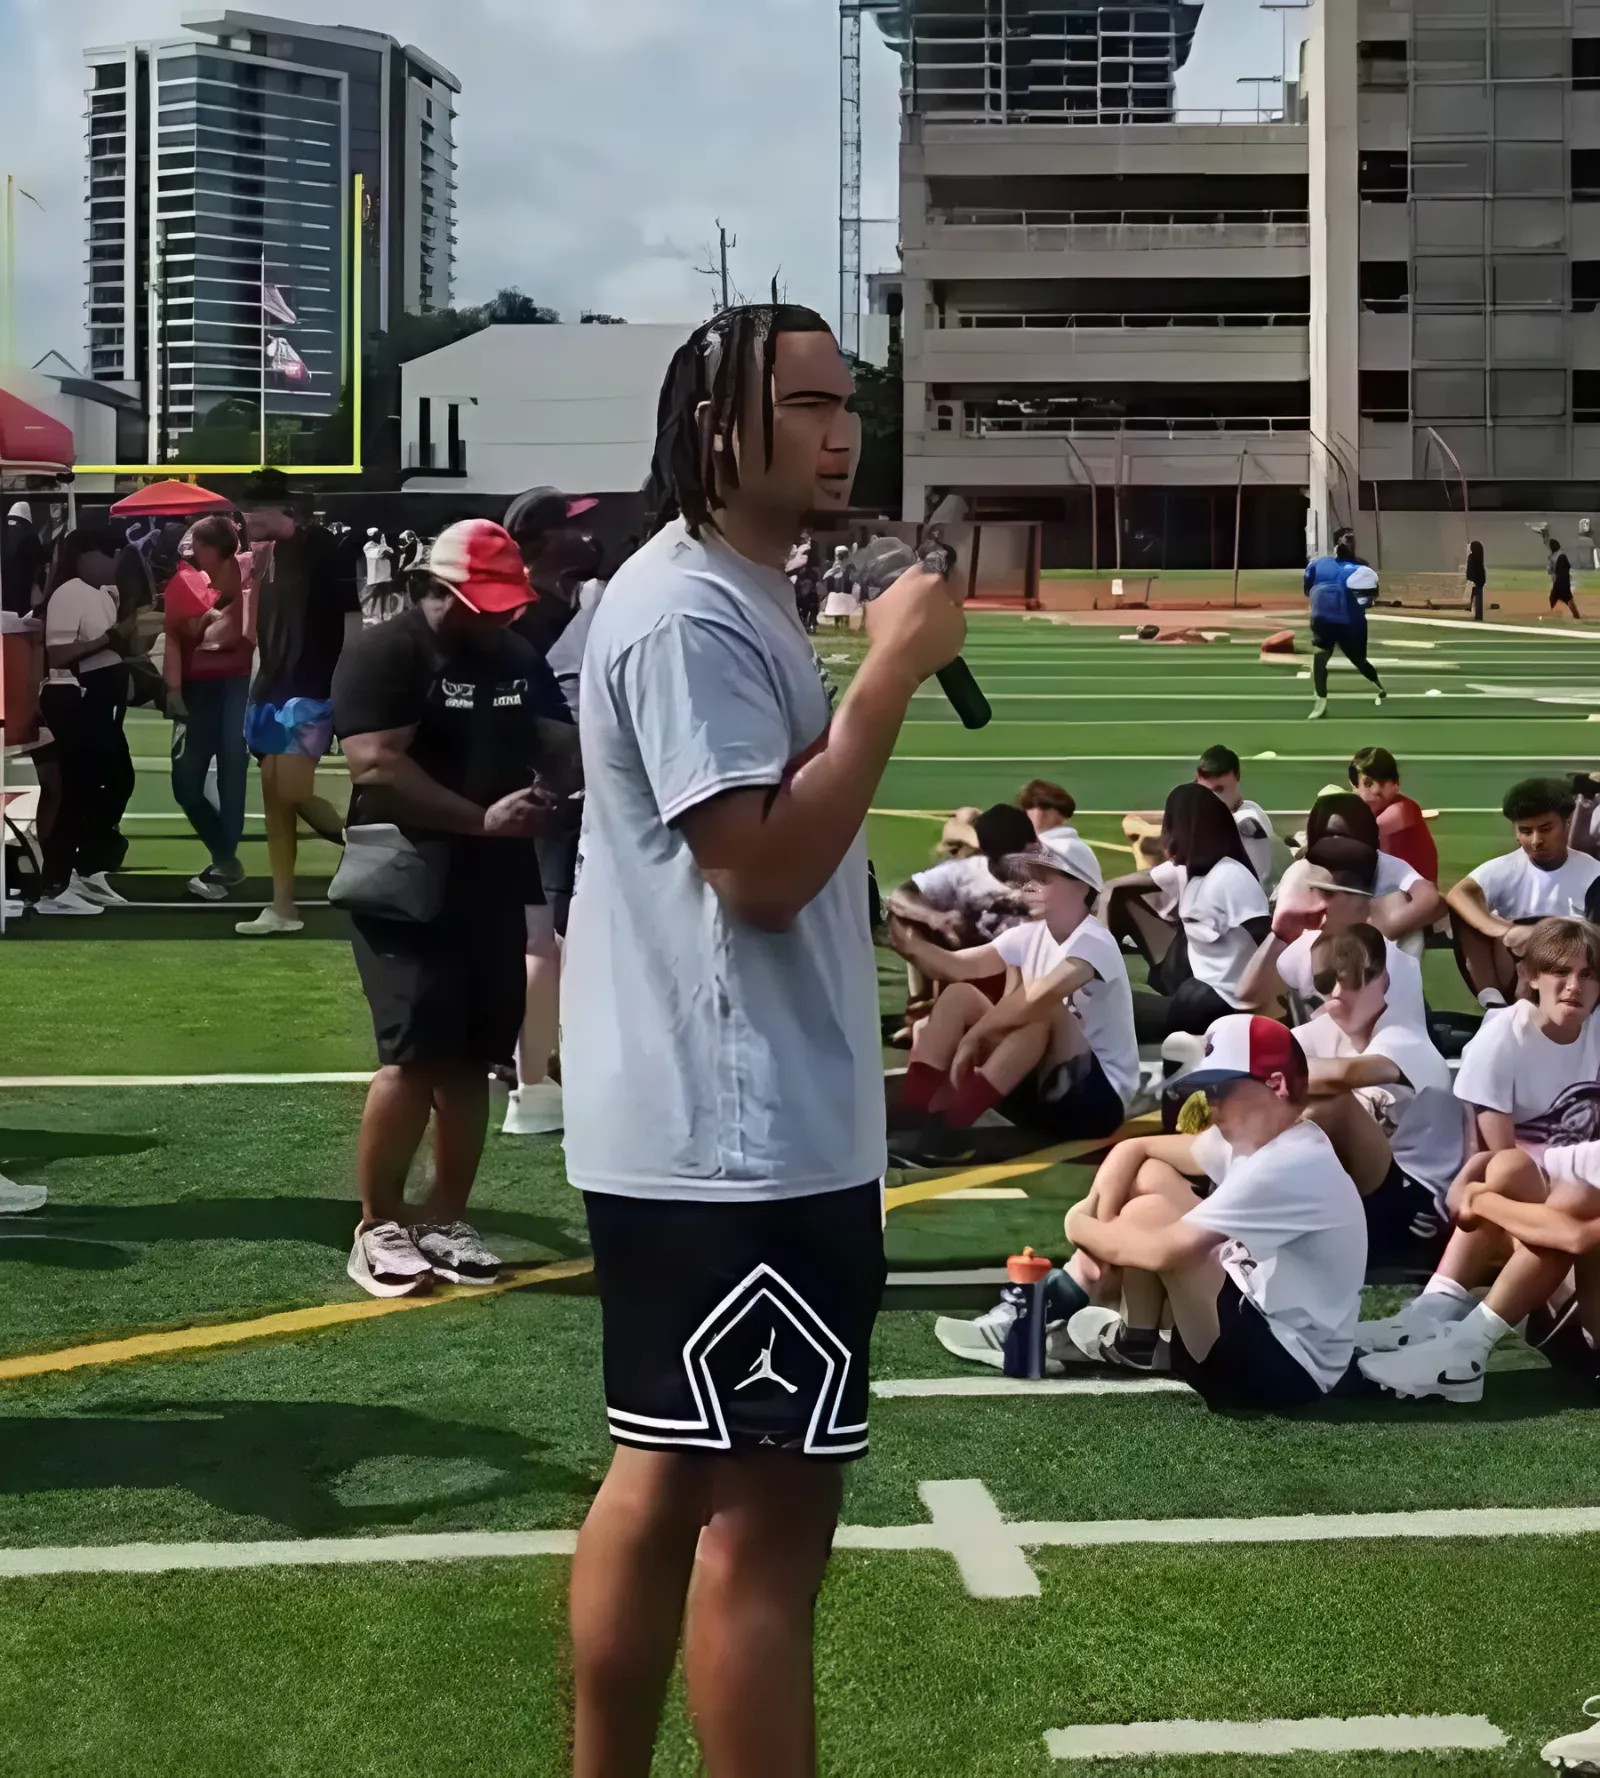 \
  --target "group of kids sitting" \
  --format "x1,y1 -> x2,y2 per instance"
884,749 -> 1600,1416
